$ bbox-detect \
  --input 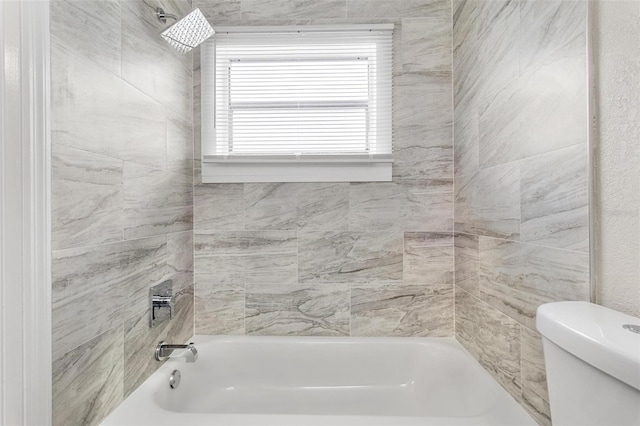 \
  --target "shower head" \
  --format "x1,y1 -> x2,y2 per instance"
157,7 -> 214,54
